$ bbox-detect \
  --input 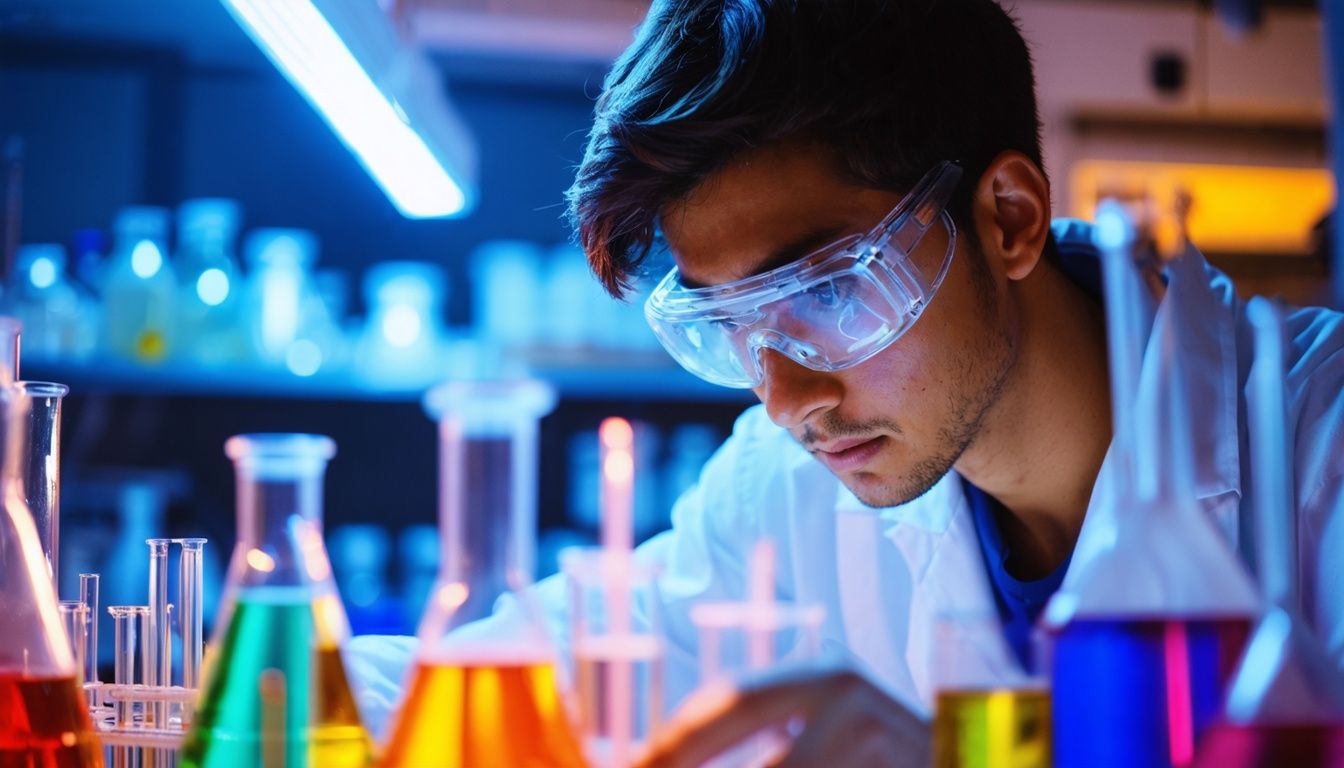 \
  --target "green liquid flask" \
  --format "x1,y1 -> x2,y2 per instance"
181,434 -> 372,768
